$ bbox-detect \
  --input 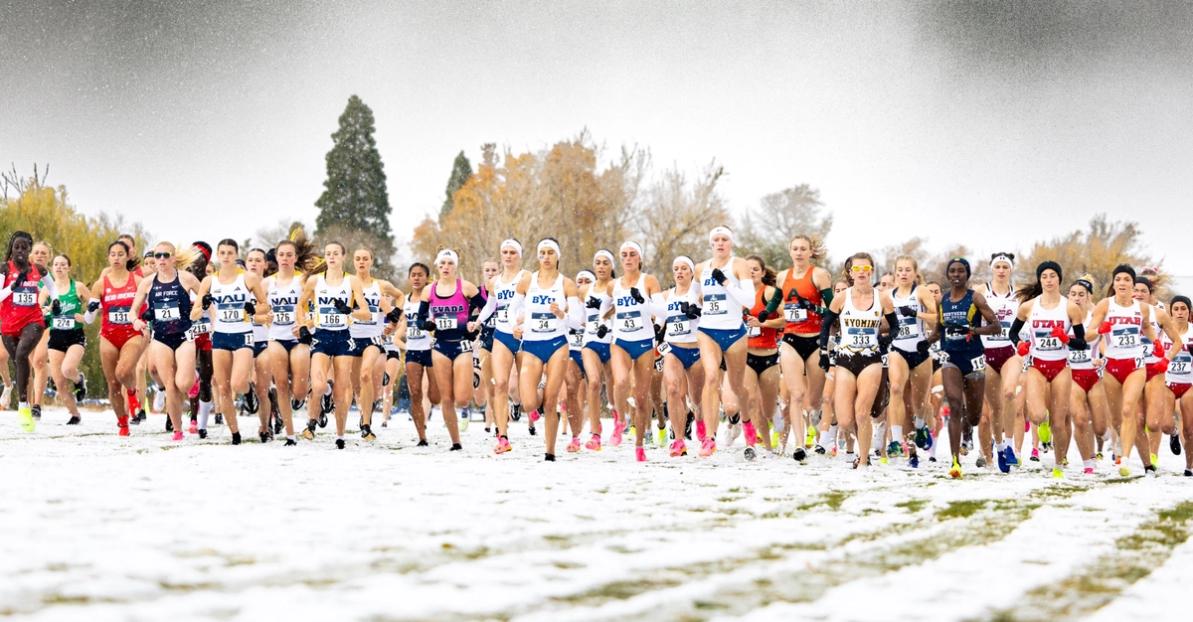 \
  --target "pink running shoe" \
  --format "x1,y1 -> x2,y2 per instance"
494,436 -> 512,454
566,436 -> 581,453
172,430 -> 184,441
670,439 -> 687,457
529,409 -> 542,423
611,415 -> 625,447
585,433 -> 602,451
188,420 -> 198,434
635,446 -> 647,462
742,421 -> 757,447
699,438 -> 716,457
1083,466 -> 1095,475
696,418 -> 707,442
